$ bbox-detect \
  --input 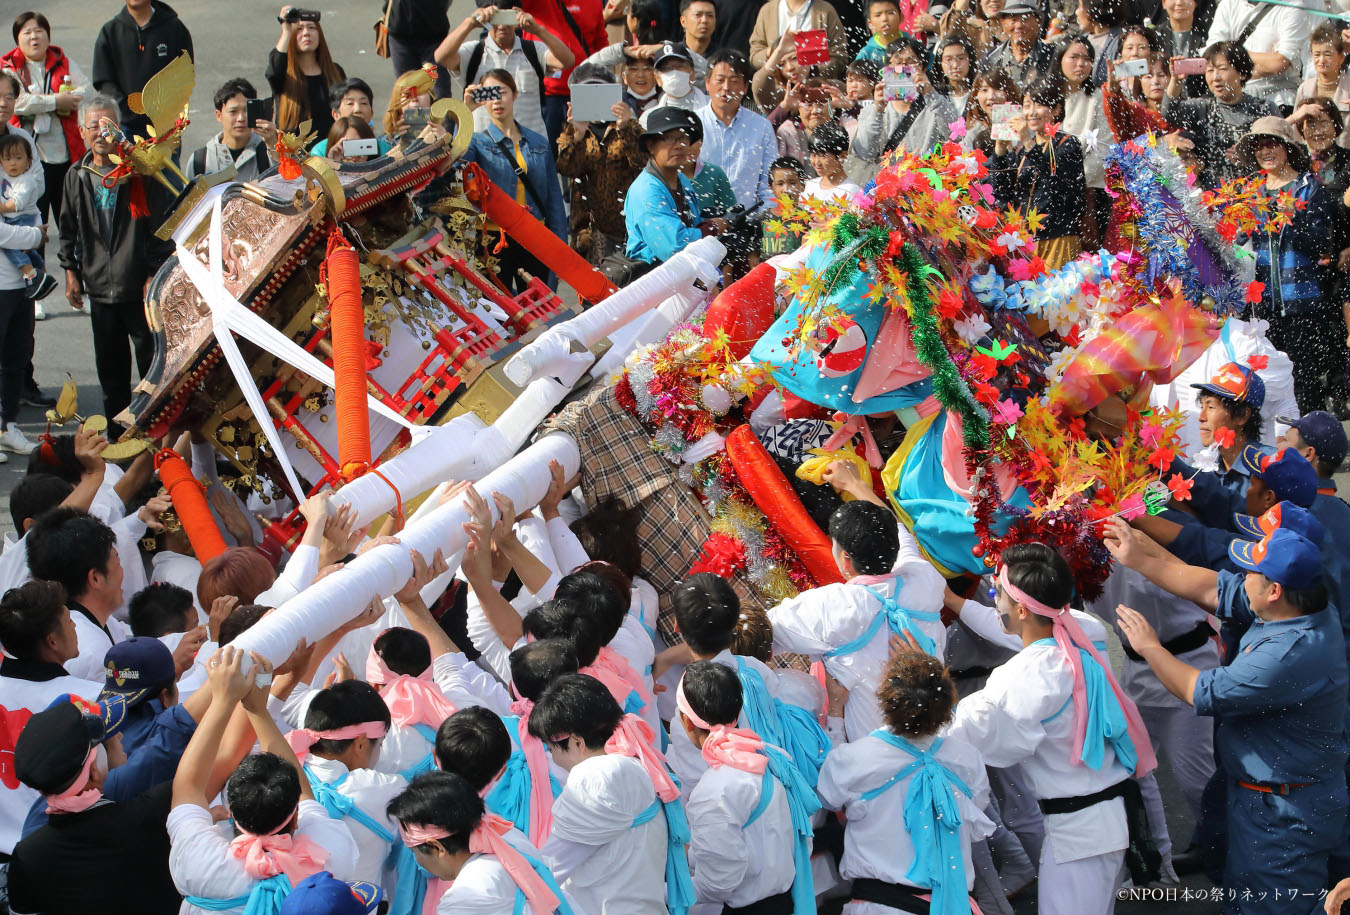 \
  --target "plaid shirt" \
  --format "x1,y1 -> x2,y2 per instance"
545,385 -> 772,643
